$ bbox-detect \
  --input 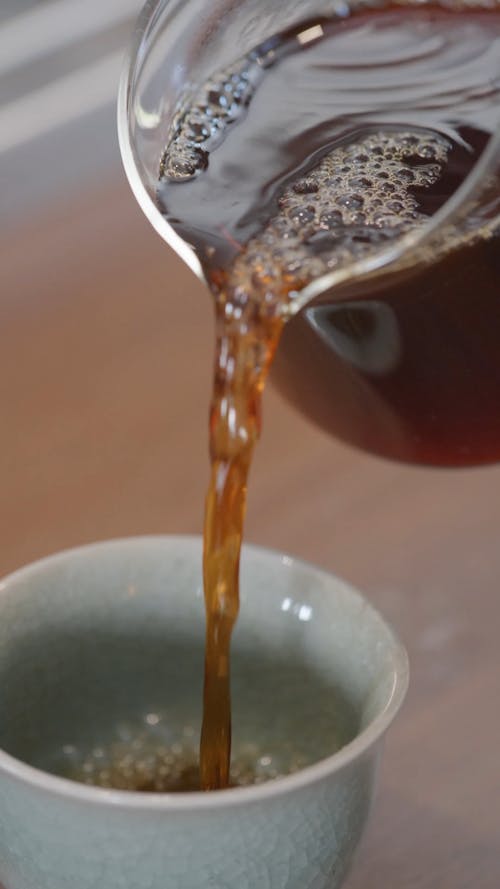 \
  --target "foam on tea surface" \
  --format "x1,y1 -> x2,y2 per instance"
57,715 -> 312,793
160,60 -> 261,183
223,129 -> 451,300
